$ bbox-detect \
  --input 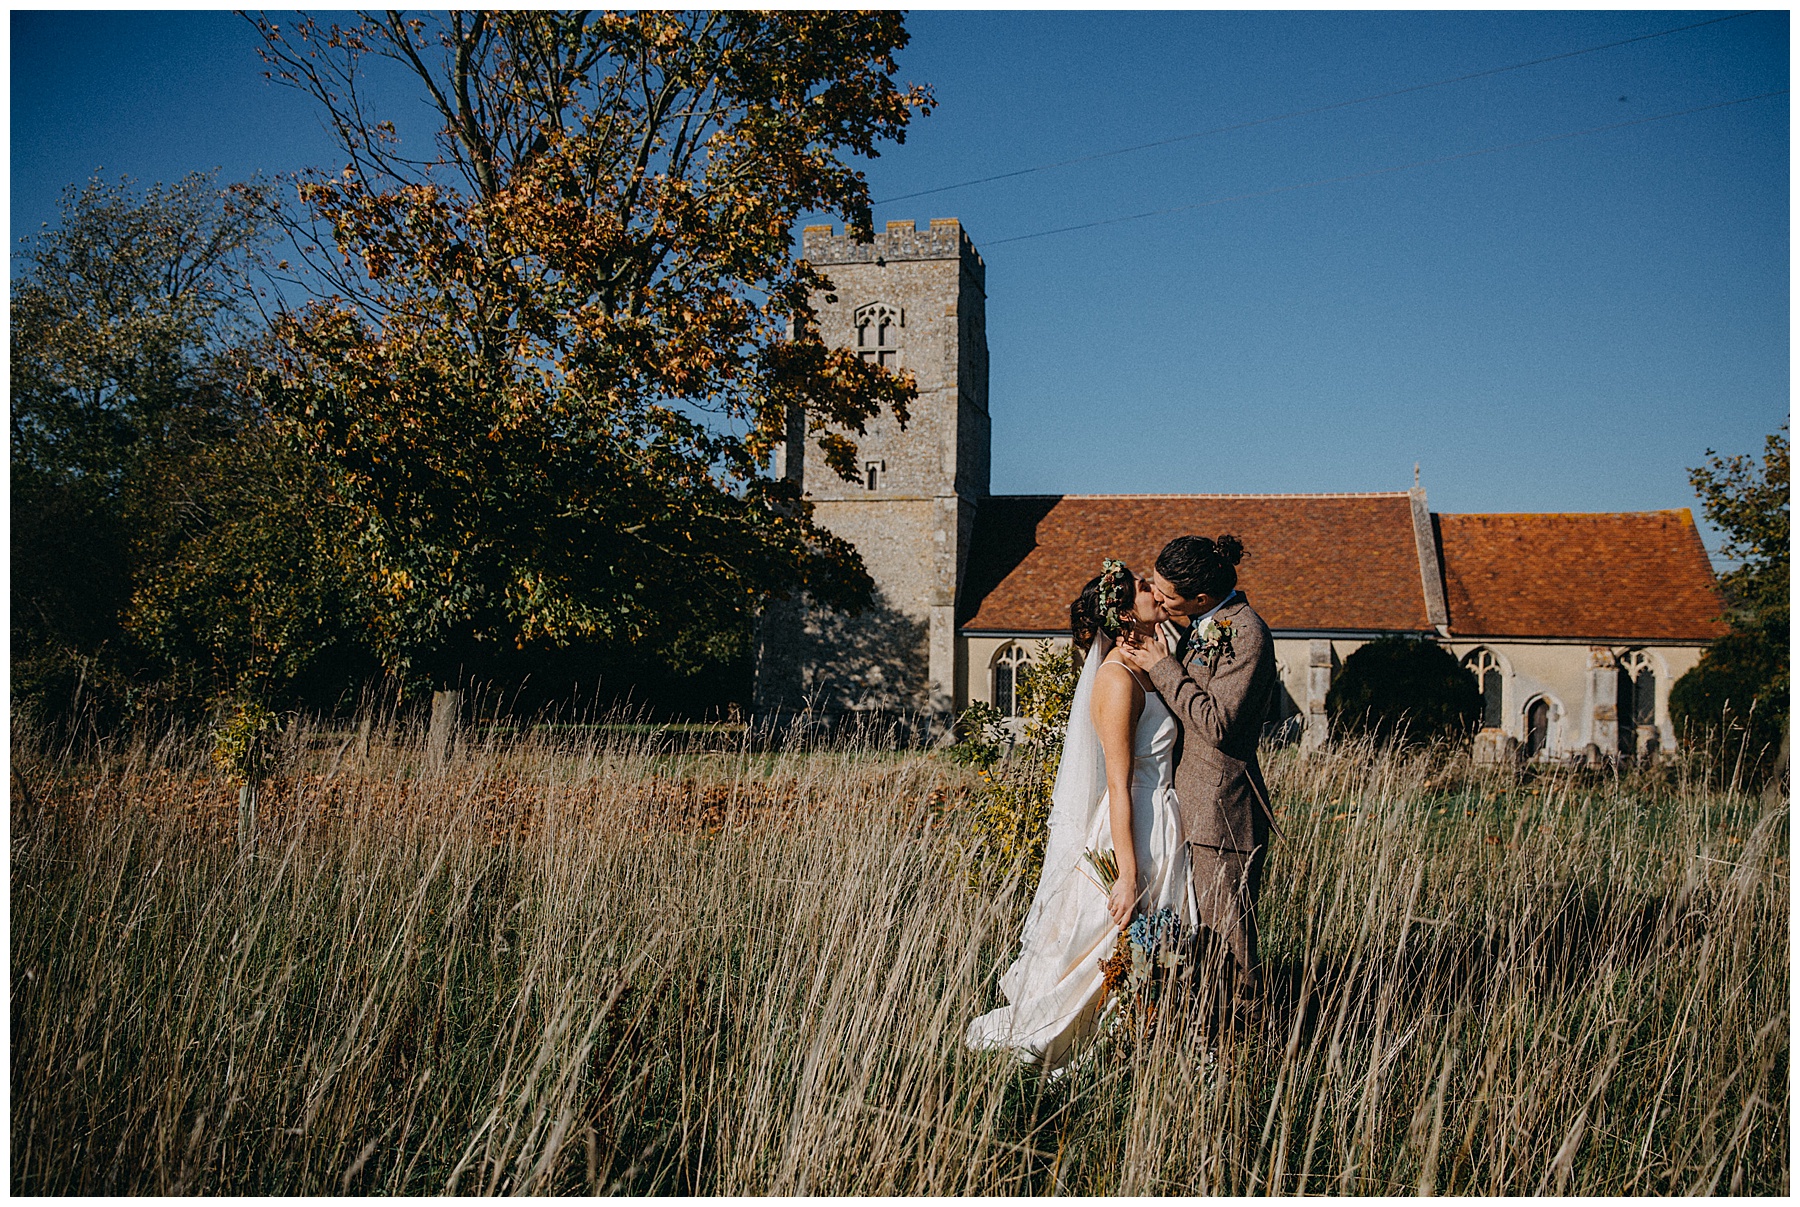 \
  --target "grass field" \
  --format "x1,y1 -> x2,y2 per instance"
11,715 -> 1788,1194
